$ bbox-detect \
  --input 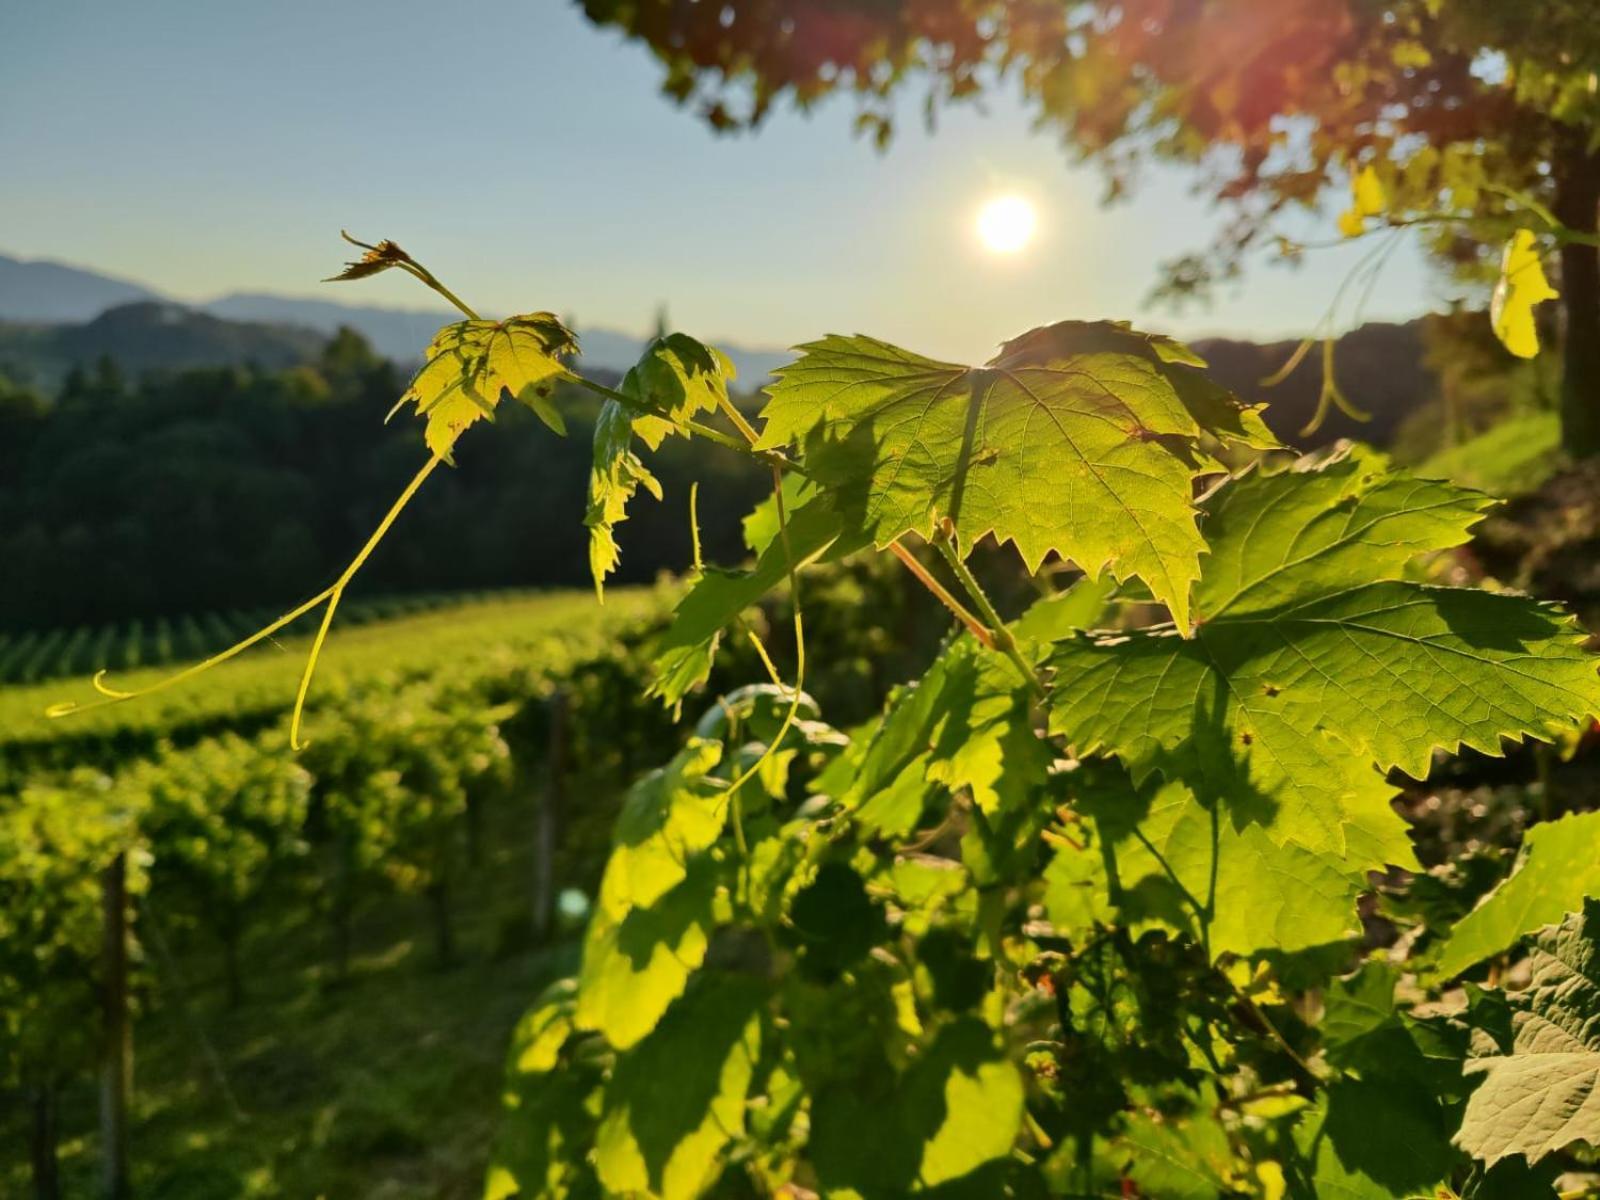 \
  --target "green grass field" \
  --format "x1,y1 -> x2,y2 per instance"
1,587 -> 669,753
